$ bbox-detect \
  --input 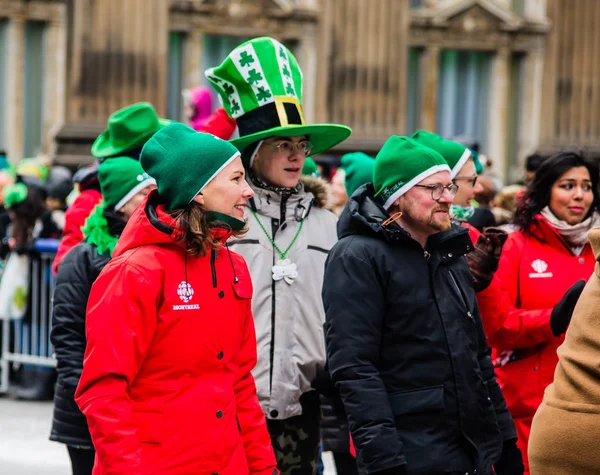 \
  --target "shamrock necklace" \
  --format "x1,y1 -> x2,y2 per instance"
250,208 -> 304,284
